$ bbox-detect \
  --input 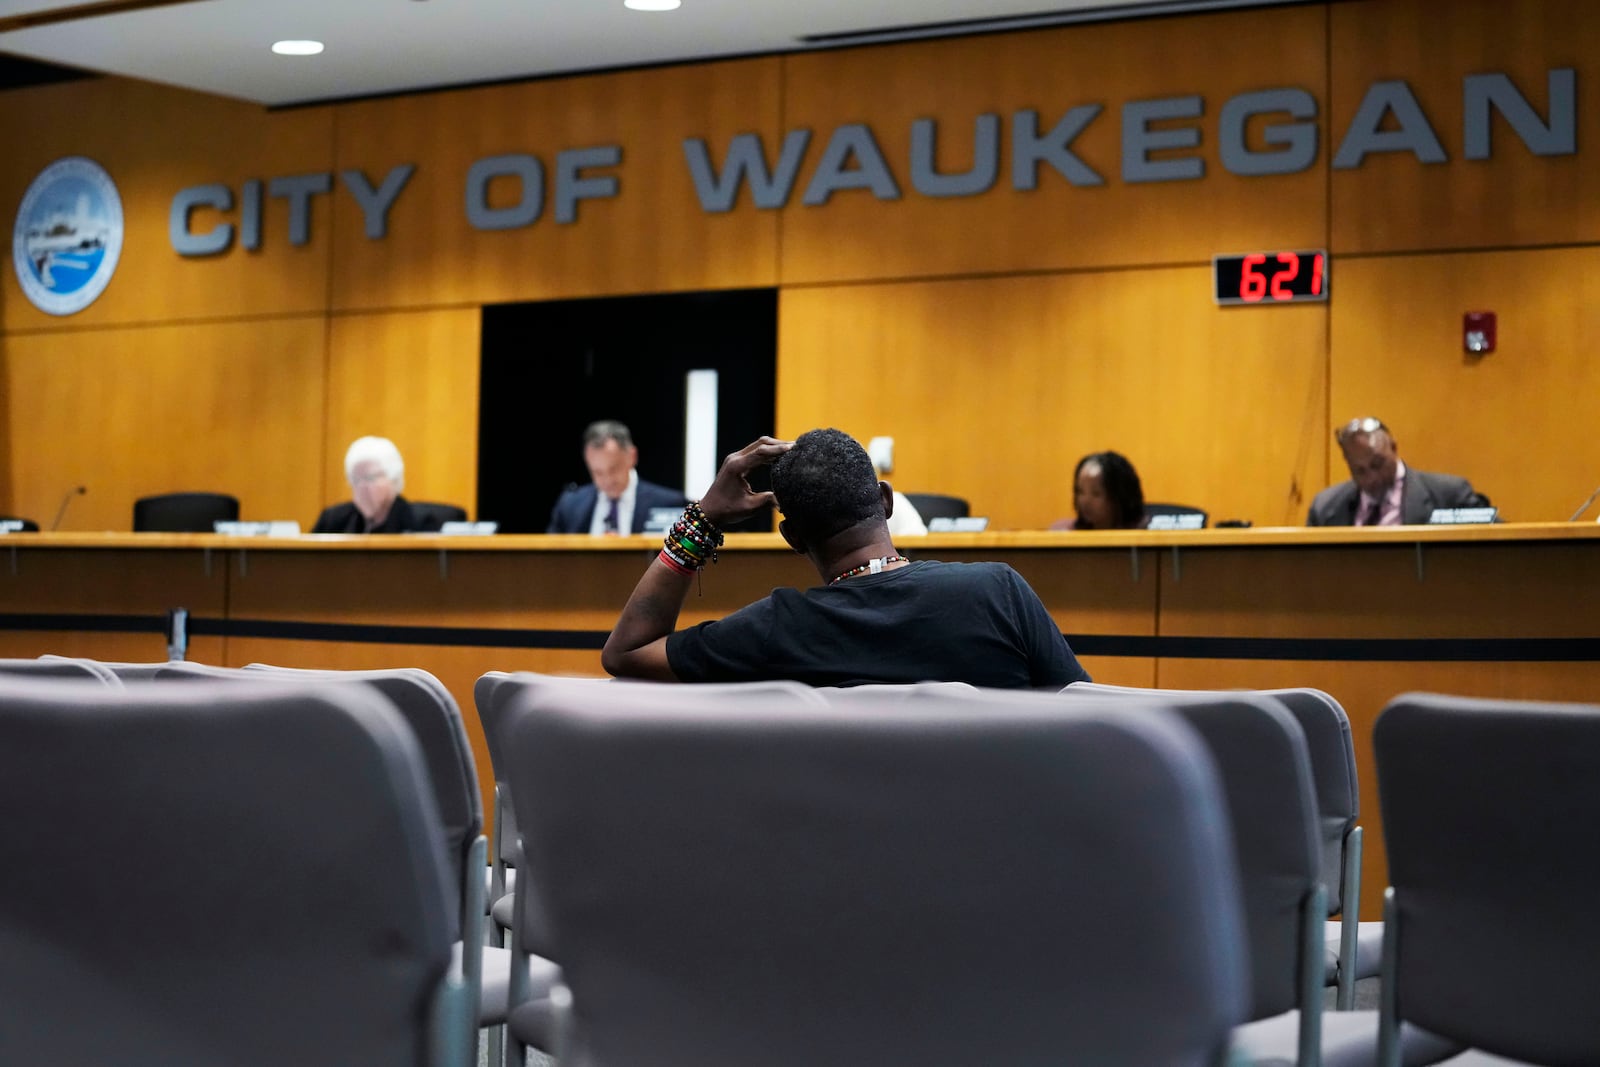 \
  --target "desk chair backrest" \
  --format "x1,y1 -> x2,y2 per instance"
409,502 -> 470,530
1375,694 -> 1600,1065
504,681 -> 1248,1067
132,492 -> 240,532
1144,502 -> 1210,527
901,492 -> 970,521
0,677 -> 460,1067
